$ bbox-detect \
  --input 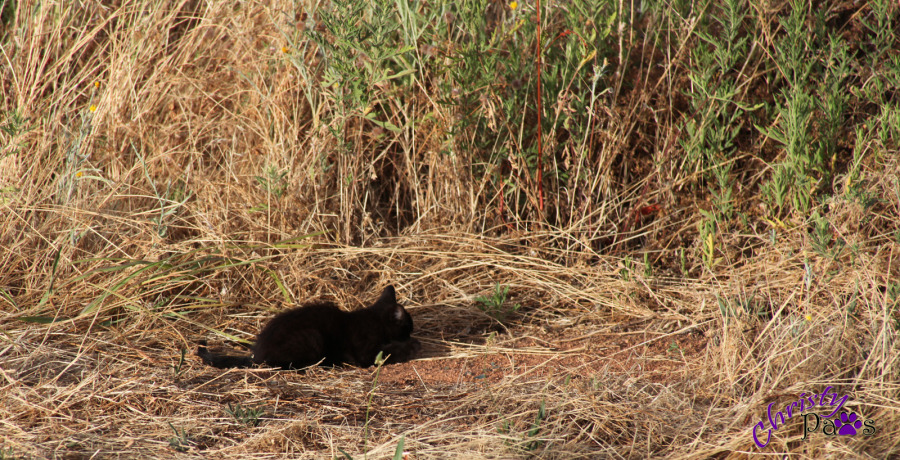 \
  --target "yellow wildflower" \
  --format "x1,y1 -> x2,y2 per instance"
89,104 -> 97,112
510,1 -> 517,9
